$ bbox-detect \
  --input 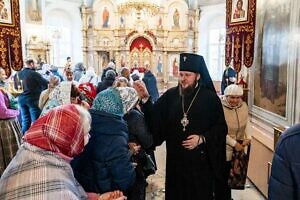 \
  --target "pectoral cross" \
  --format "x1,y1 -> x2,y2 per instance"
181,113 -> 189,132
